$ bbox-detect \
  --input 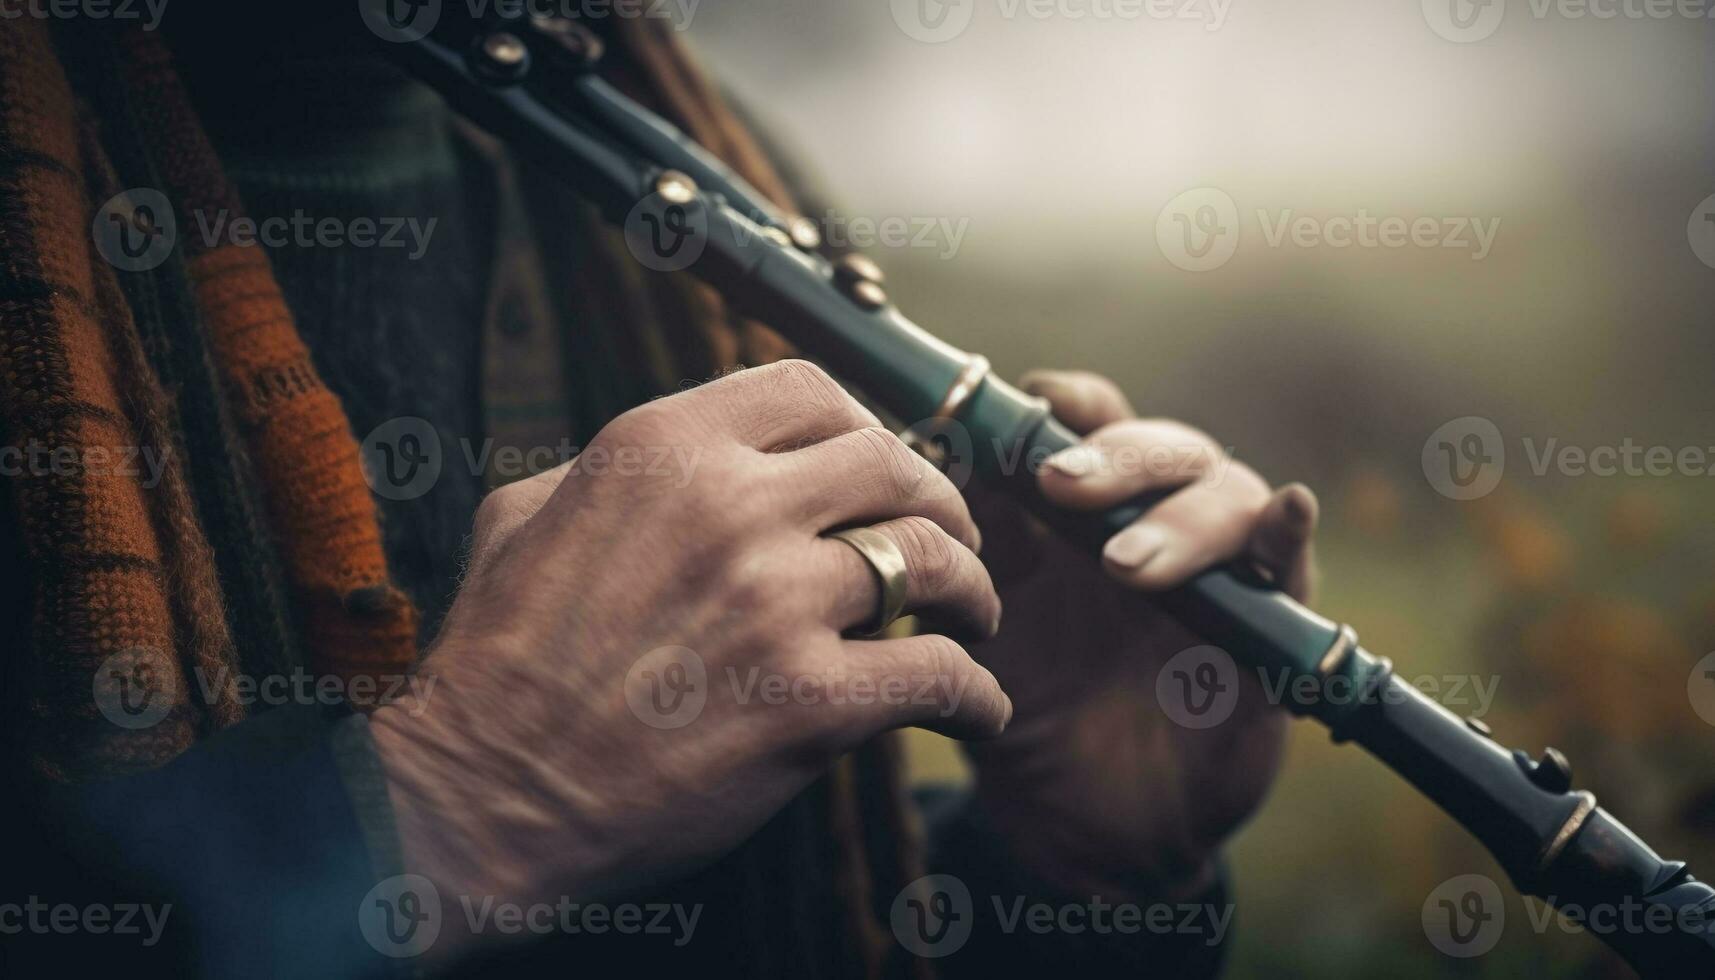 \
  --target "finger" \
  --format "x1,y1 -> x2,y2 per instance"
784,425 -> 982,553
1247,483 -> 1319,603
818,516 -> 1001,640
1019,369 -> 1135,435
467,460 -> 576,578
1037,418 -> 1227,512
835,634 -> 1011,741
677,359 -> 880,451
1099,462 -> 1272,591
